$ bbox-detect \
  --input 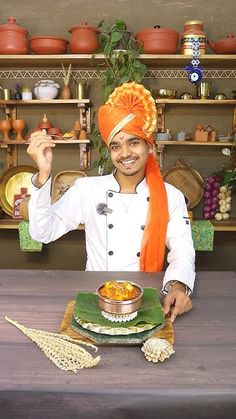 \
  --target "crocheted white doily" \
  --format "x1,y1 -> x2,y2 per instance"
101,311 -> 138,322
